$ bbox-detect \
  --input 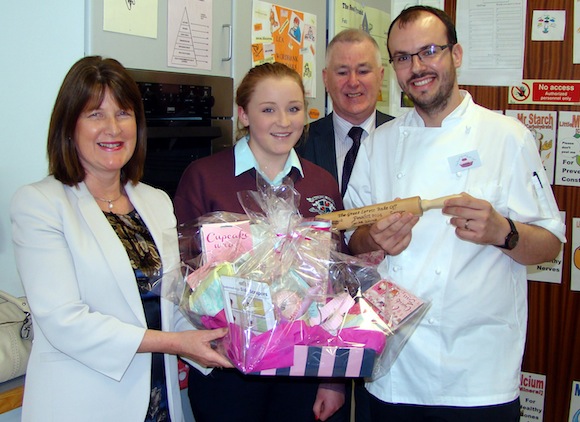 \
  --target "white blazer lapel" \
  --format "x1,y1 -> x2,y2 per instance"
73,182 -> 147,325
126,183 -> 181,332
